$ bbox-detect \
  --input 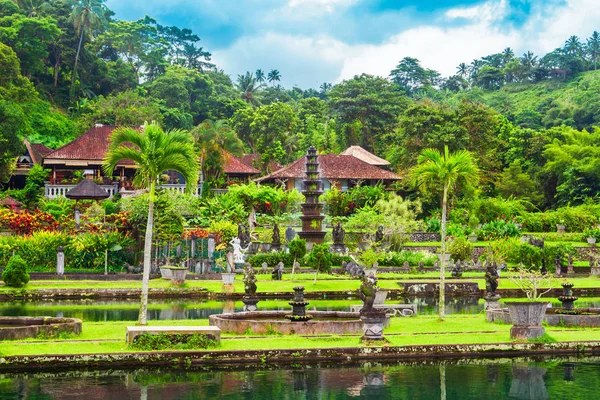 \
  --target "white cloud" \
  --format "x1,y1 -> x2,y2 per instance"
288,0 -> 357,12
